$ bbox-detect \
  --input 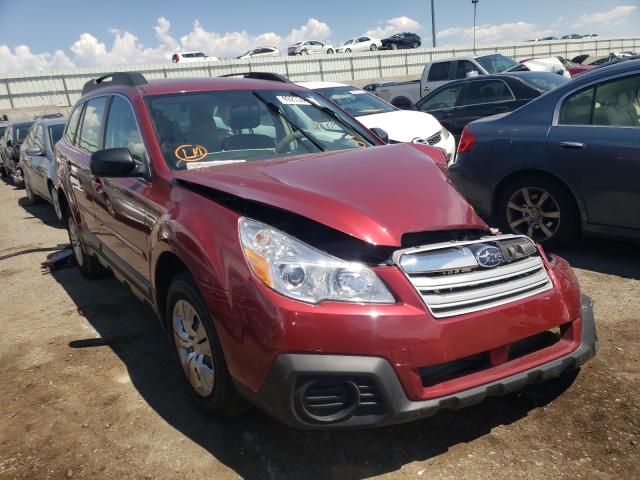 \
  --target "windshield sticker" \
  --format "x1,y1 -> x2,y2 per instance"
345,136 -> 367,148
349,90 -> 367,94
175,144 -> 208,162
276,95 -> 311,105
